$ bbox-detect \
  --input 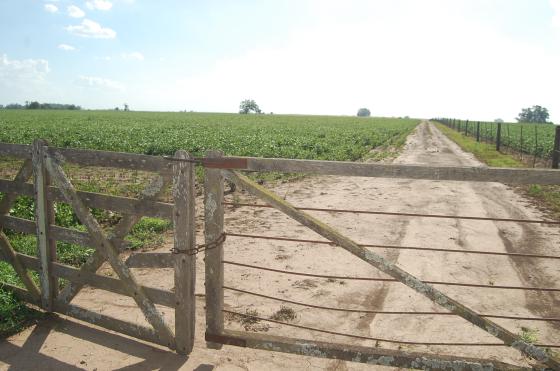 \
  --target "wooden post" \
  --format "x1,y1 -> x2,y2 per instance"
552,125 -> 560,169
496,122 -> 502,152
32,139 -> 56,311
476,121 -> 480,142
464,120 -> 469,135
204,150 -> 225,348
172,150 -> 196,355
